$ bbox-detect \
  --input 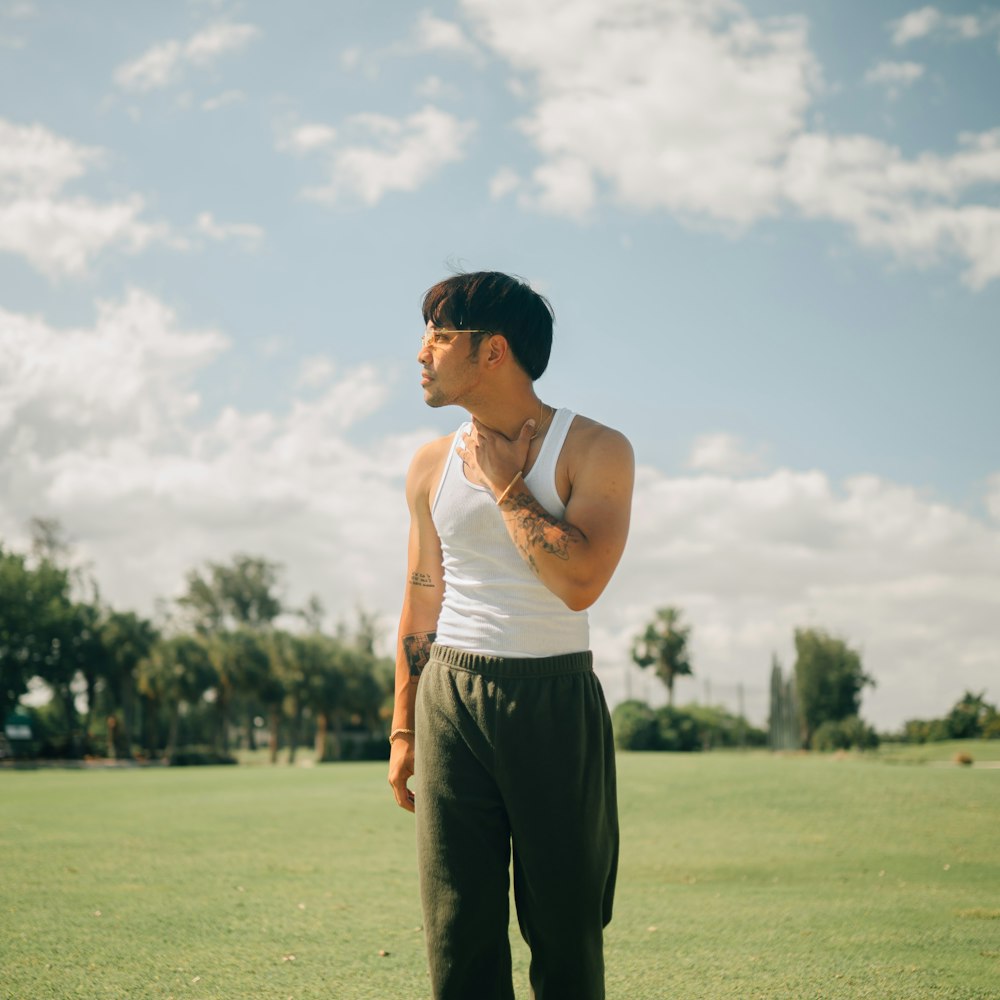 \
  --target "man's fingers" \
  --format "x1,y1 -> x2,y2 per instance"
391,778 -> 415,813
